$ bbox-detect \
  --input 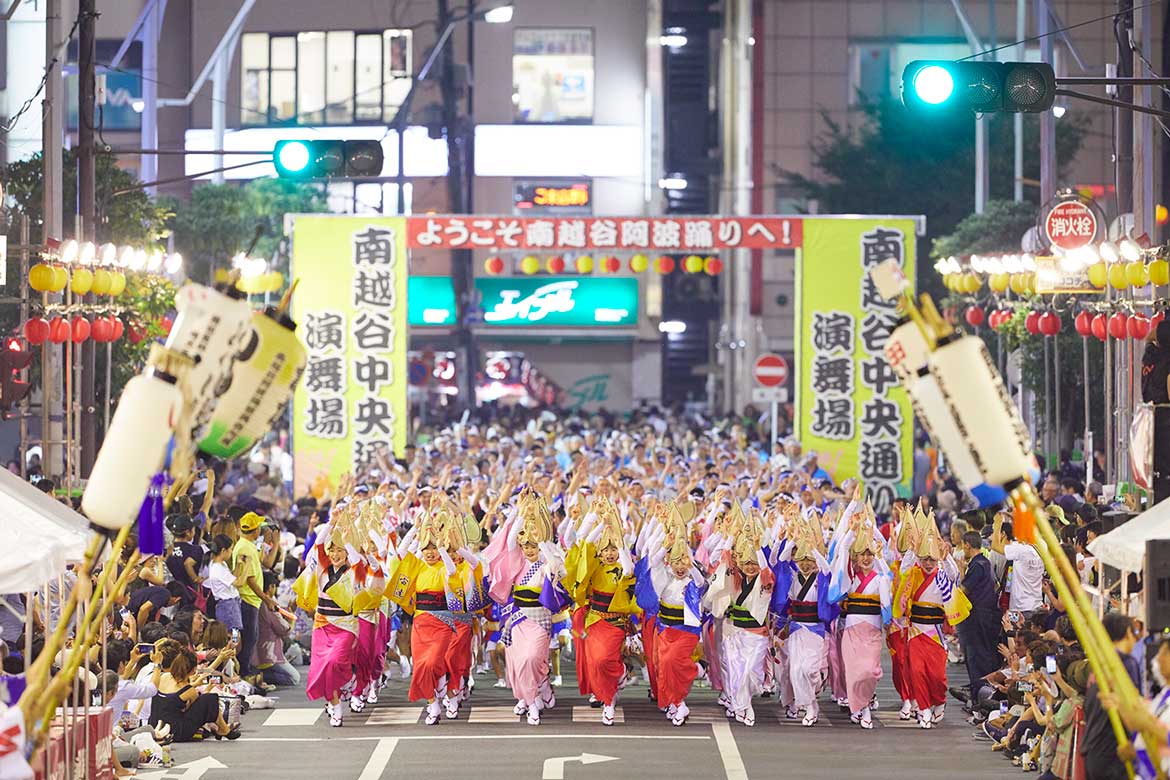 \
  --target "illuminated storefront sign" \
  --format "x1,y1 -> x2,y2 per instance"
514,181 -> 592,214
475,276 -> 637,327
407,276 -> 457,326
